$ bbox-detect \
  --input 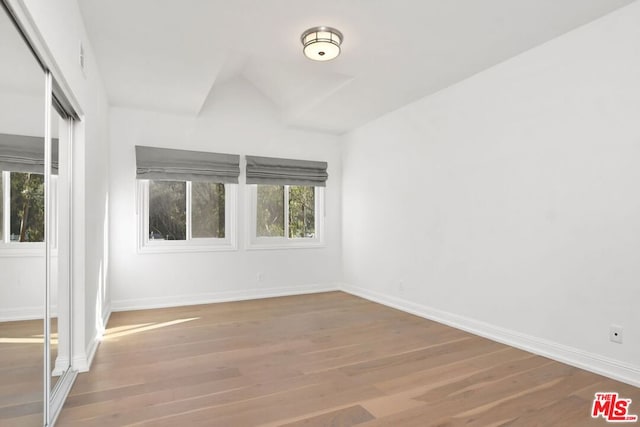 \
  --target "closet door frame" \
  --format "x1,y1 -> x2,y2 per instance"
45,74 -> 78,425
